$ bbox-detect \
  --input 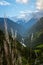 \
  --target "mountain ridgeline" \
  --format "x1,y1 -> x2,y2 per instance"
27,17 -> 43,35
0,18 -> 24,35
24,17 -> 43,47
0,17 -> 39,37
